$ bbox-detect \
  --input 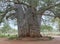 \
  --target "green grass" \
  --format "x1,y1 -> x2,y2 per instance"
0,34 -> 18,40
0,34 -> 8,38
8,35 -> 18,40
